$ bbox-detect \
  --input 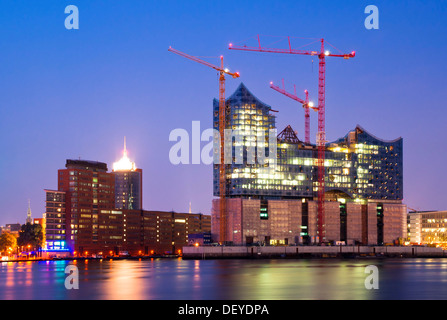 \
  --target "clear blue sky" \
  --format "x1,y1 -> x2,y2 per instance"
0,0 -> 446,225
